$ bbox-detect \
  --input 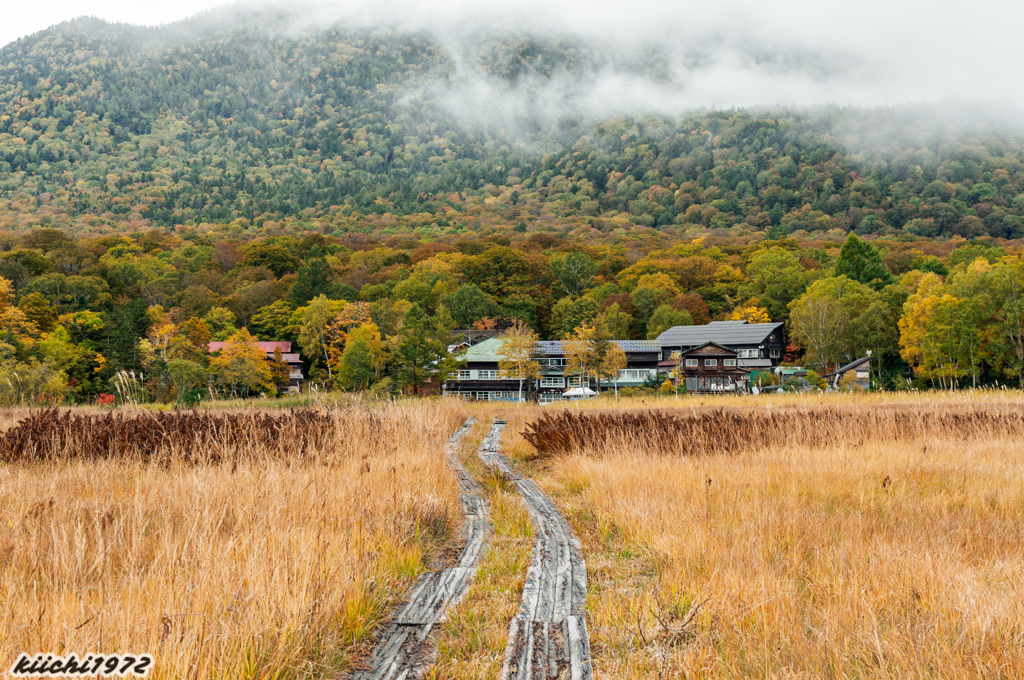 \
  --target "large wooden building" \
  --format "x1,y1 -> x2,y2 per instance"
444,337 -> 661,403
656,320 -> 785,372
667,342 -> 750,393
